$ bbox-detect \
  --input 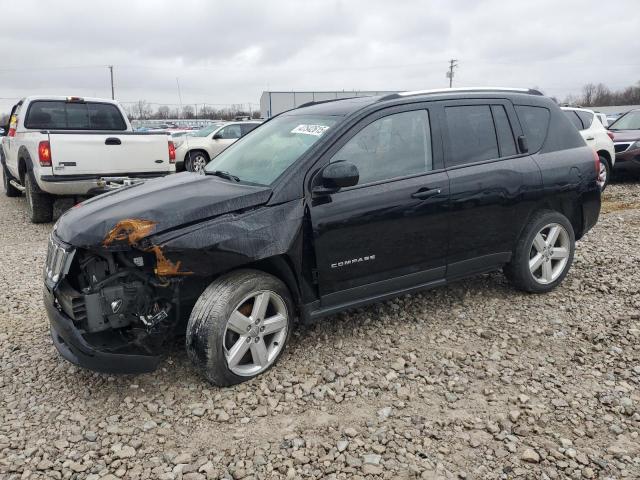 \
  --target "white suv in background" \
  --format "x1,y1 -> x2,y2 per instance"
561,107 -> 615,190
175,121 -> 262,172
